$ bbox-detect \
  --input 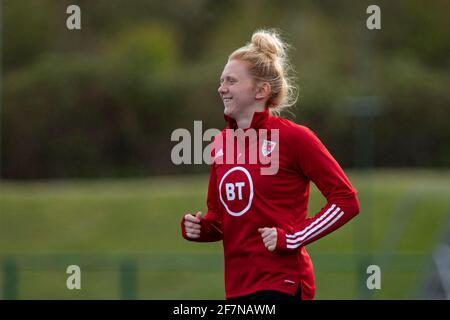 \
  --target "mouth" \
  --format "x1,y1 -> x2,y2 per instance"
223,97 -> 233,102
